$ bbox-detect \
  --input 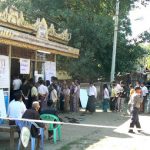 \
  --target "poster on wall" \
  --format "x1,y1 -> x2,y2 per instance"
0,89 -> 7,117
0,55 -> 10,88
20,58 -> 30,74
45,61 -> 56,82
80,89 -> 88,108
